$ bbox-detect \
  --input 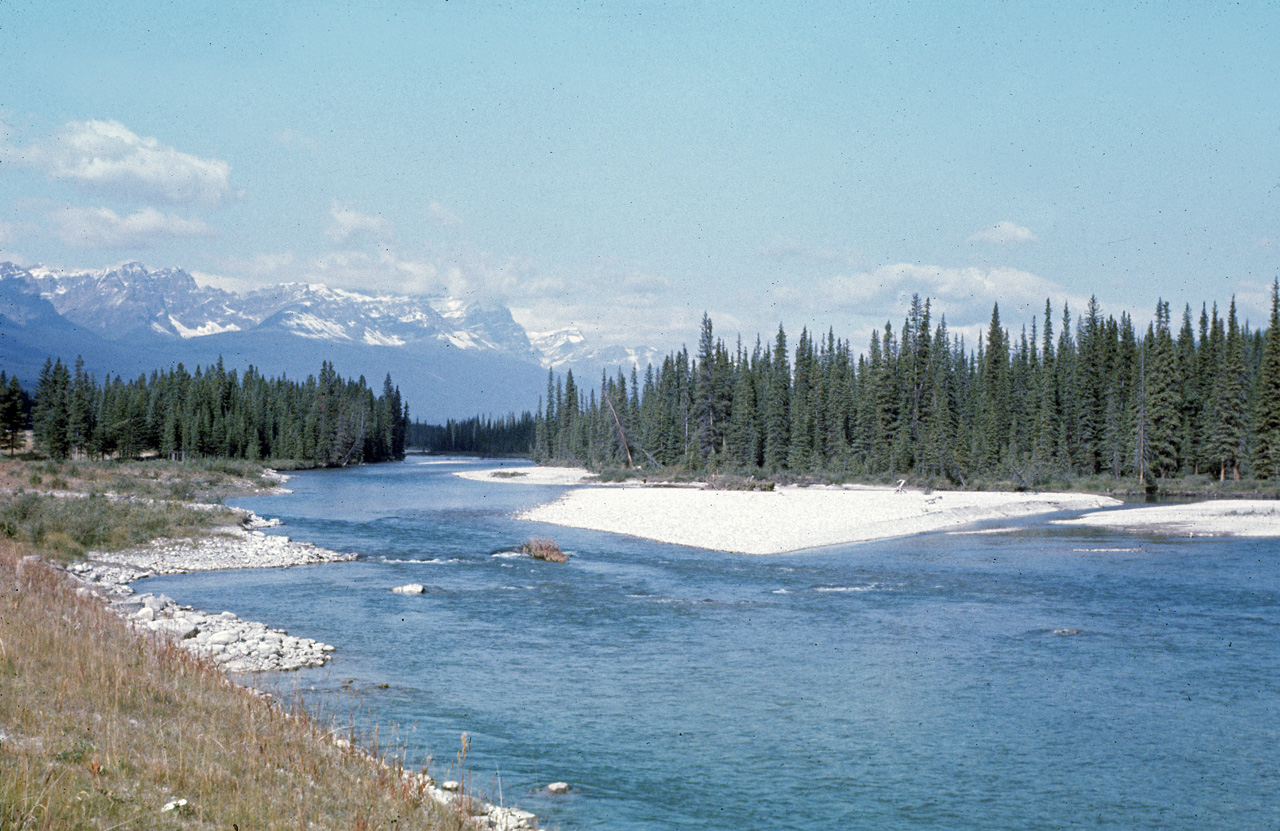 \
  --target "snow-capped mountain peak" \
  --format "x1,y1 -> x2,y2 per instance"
2,260 -> 658,375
